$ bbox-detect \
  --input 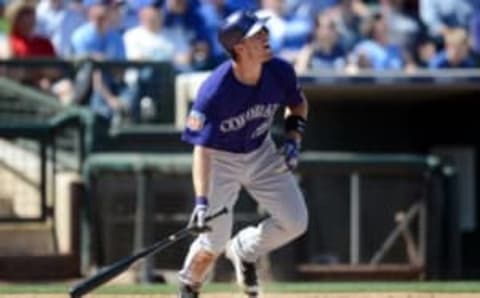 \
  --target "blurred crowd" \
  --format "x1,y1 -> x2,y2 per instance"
0,0 -> 479,122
